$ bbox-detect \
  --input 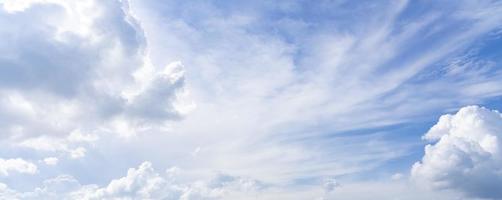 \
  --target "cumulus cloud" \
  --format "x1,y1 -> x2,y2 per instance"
87,162 -> 264,200
91,161 -> 175,199
125,61 -> 191,123
0,158 -> 37,176
0,161 -> 264,200
412,105 -> 502,199
42,157 -> 59,166
0,0 -> 191,160
17,130 -> 97,159
0,182 -> 18,199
